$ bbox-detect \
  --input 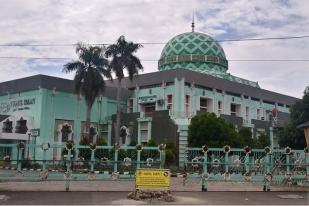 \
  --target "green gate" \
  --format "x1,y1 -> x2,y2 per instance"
0,141 -> 166,191
183,145 -> 309,191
